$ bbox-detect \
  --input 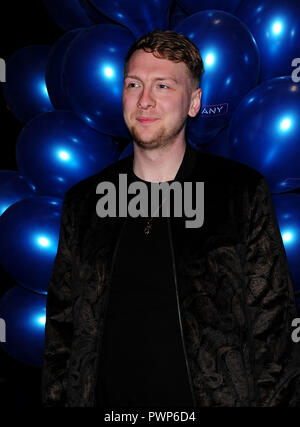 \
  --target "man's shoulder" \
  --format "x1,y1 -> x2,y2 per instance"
62,146 -> 266,208
193,148 -> 264,188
